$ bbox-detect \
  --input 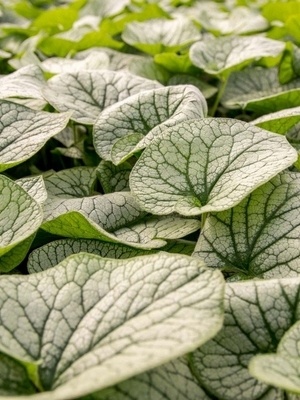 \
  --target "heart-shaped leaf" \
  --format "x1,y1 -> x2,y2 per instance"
0,252 -> 224,399
130,118 -> 297,216
222,67 -> 300,113
190,277 -> 300,400
189,36 -> 284,77
249,320 -> 300,394
0,175 -> 42,272
42,70 -> 162,124
0,101 -> 70,172
122,18 -> 201,55
93,85 -> 207,165
194,171 -> 300,279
